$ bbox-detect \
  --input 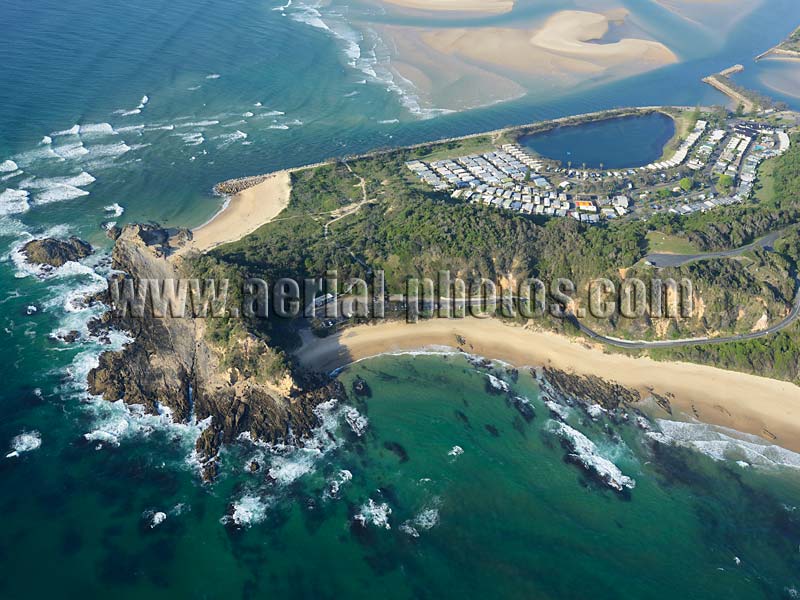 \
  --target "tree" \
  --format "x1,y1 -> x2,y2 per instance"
679,177 -> 694,193
718,173 -> 734,192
